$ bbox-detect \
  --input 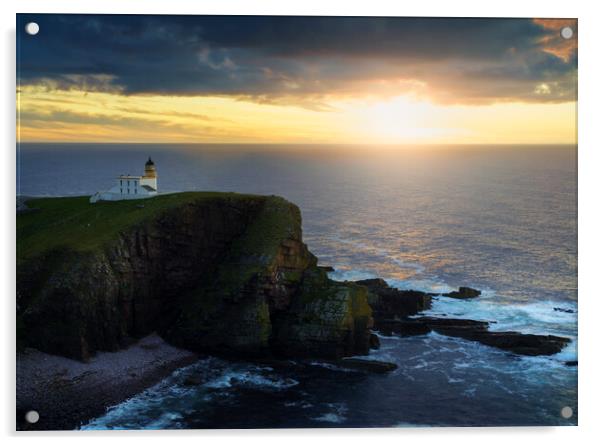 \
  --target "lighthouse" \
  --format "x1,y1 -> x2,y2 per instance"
89,157 -> 159,203
140,157 -> 158,191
